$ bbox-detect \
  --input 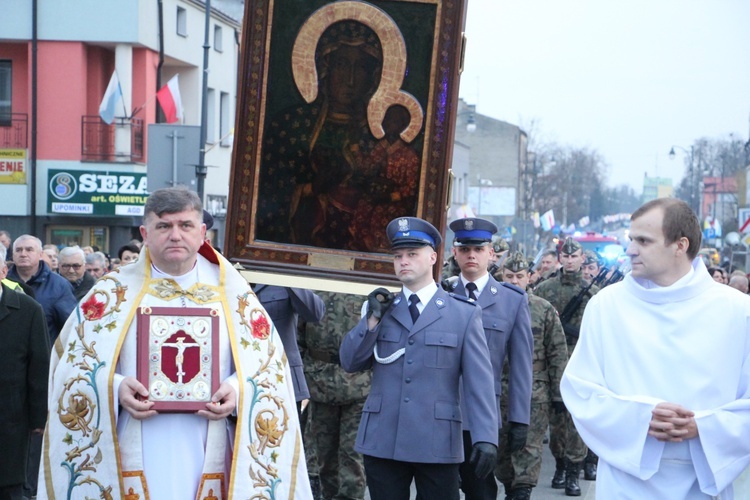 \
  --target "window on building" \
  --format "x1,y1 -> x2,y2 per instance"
176,6 -> 187,37
213,25 -> 223,52
206,88 -> 215,144
219,92 -> 230,147
0,61 -> 11,126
